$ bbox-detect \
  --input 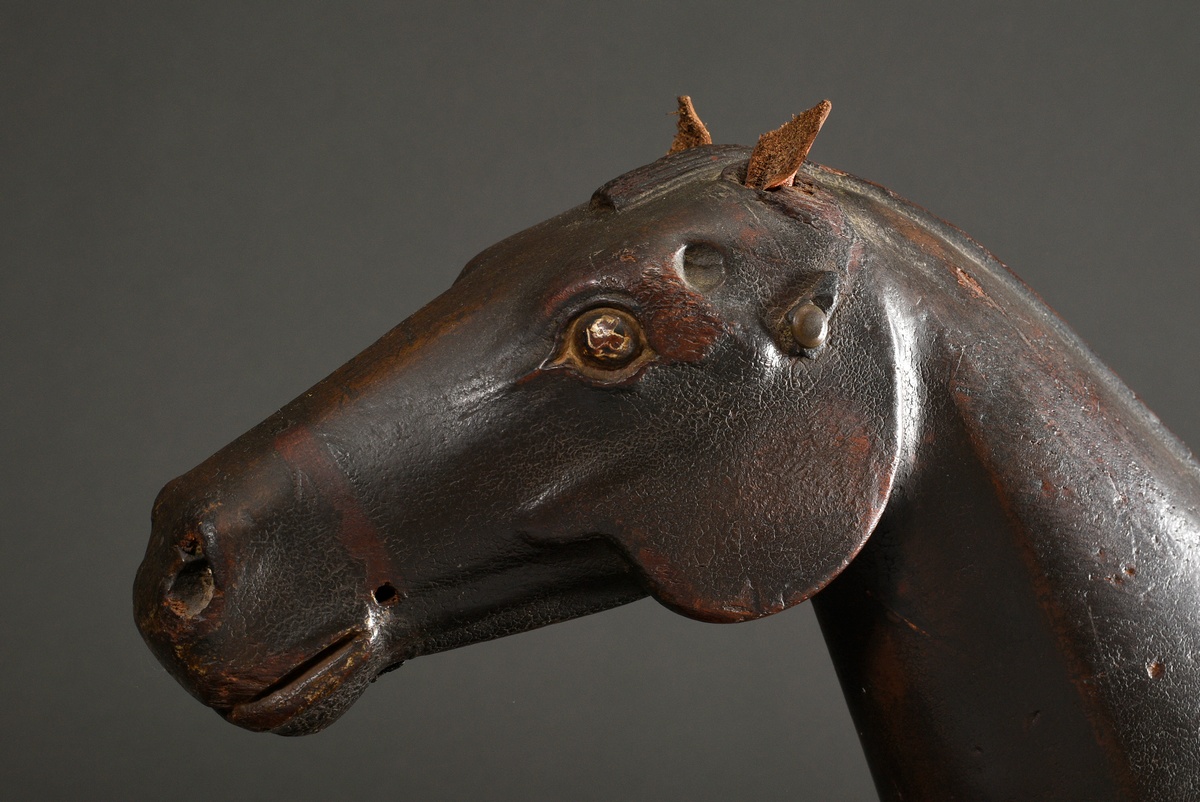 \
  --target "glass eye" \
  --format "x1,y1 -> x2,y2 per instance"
550,306 -> 653,382
573,308 -> 643,368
